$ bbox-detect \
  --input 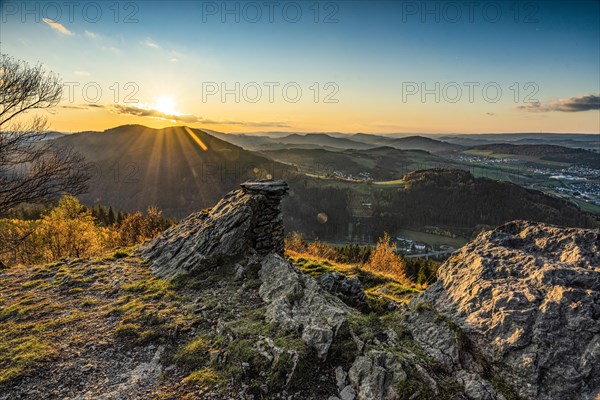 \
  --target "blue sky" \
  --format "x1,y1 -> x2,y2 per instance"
1,0 -> 599,133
